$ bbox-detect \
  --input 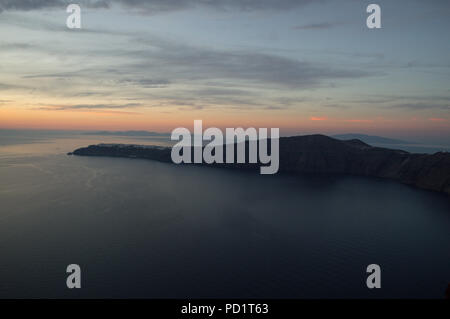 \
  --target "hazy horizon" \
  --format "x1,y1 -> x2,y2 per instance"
2,127 -> 450,146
